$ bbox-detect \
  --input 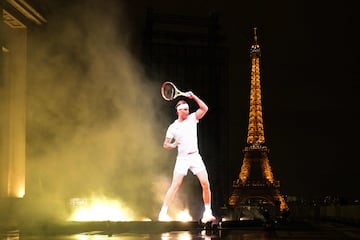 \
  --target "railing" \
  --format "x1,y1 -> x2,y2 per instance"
233,180 -> 280,188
